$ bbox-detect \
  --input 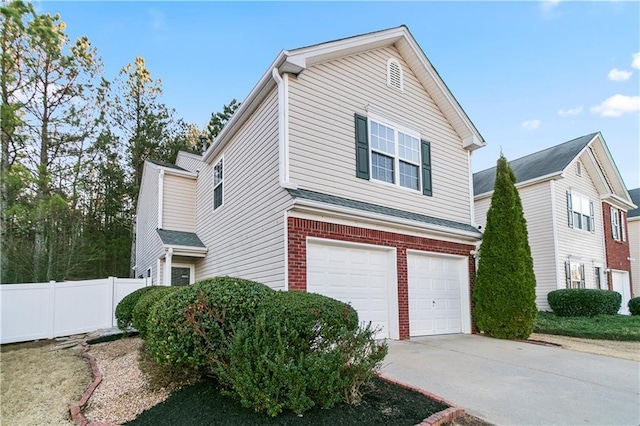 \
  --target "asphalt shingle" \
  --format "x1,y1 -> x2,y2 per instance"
156,229 -> 206,248
628,188 -> 640,218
